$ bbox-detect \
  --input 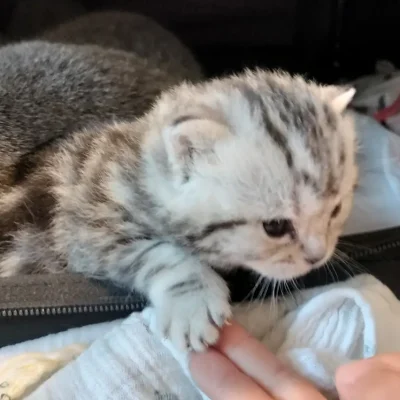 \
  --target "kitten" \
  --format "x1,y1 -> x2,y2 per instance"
0,69 -> 357,351
0,39 -> 202,189
40,11 -> 202,81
